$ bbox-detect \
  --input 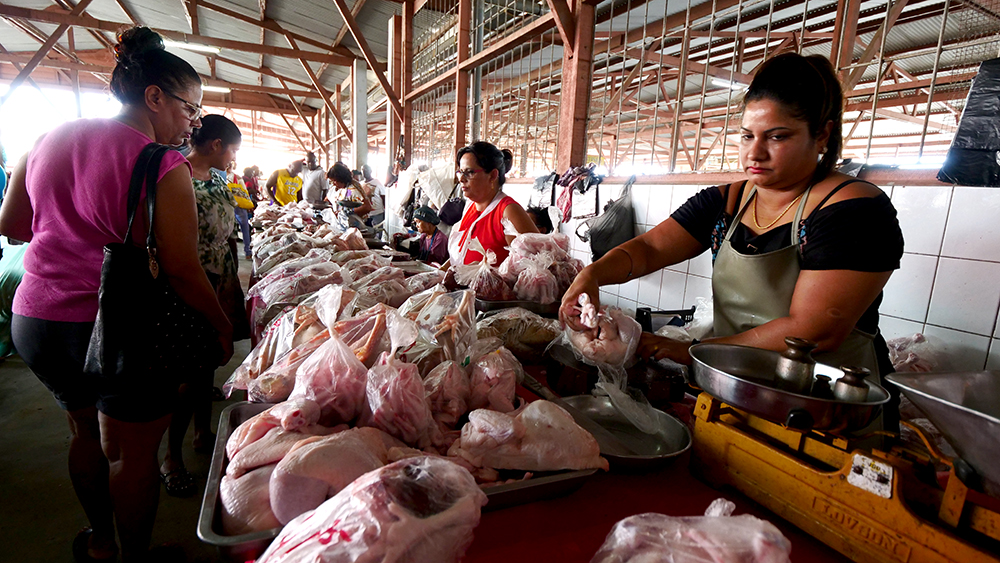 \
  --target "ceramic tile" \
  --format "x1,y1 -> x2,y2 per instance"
987,339 -> 1000,371
879,253 -> 938,322
599,290 -> 618,308
671,185 -> 701,214
941,187 -> 1000,261
619,278 -> 640,302
630,184 -> 651,227
647,186 -> 671,225
658,269 -> 687,310
921,325 -> 990,371
637,270 -> 663,309
684,275 -> 713,306
647,186 -> 674,225
688,250 -> 713,278
878,315 -> 924,341
927,258 -> 1000,336
618,298 -> 638,316
891,186 -> 951,256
